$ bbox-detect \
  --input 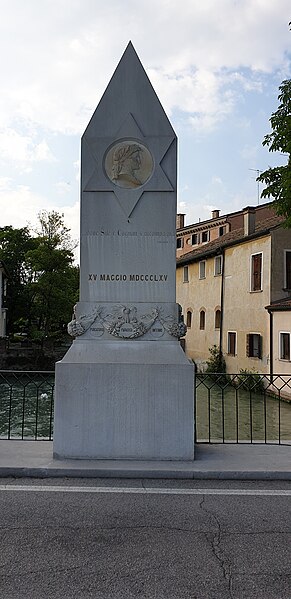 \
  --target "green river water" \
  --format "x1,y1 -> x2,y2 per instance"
196,377 -> 291,443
